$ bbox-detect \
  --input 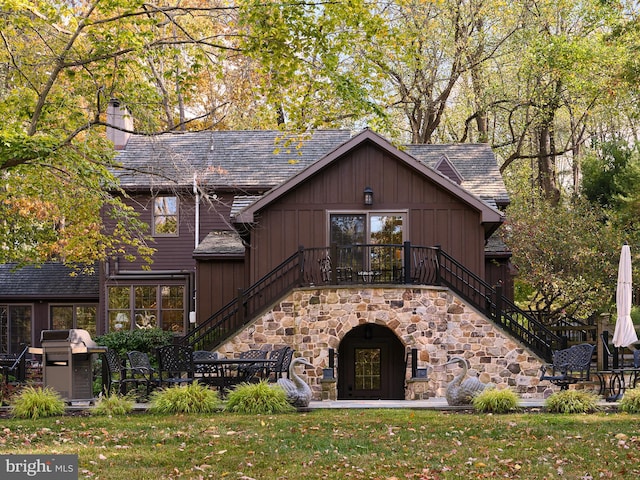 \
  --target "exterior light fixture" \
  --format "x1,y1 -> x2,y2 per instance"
363,187 -> 373,205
